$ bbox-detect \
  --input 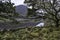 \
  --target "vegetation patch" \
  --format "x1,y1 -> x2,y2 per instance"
0,27 -> 60,40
